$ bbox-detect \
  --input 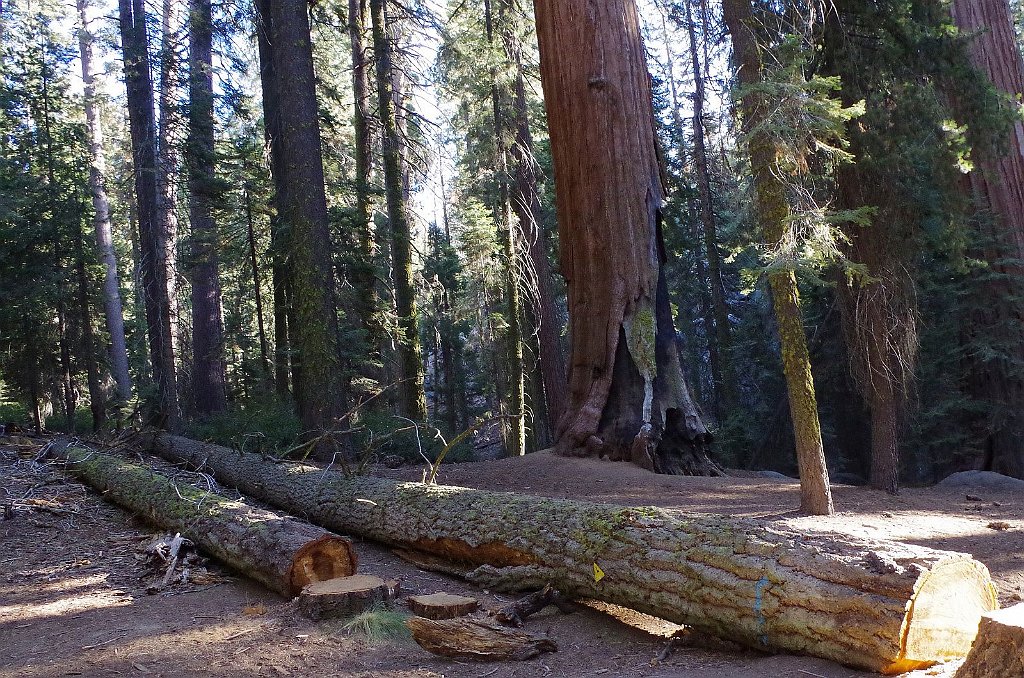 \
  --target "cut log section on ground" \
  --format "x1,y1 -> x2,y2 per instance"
407,593 -> 479,620
954,603 -> 1024,678
407,617 -> 557,661
297,575 -> 399,619
49,441 -> 356,596
144,432 -> 998,673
